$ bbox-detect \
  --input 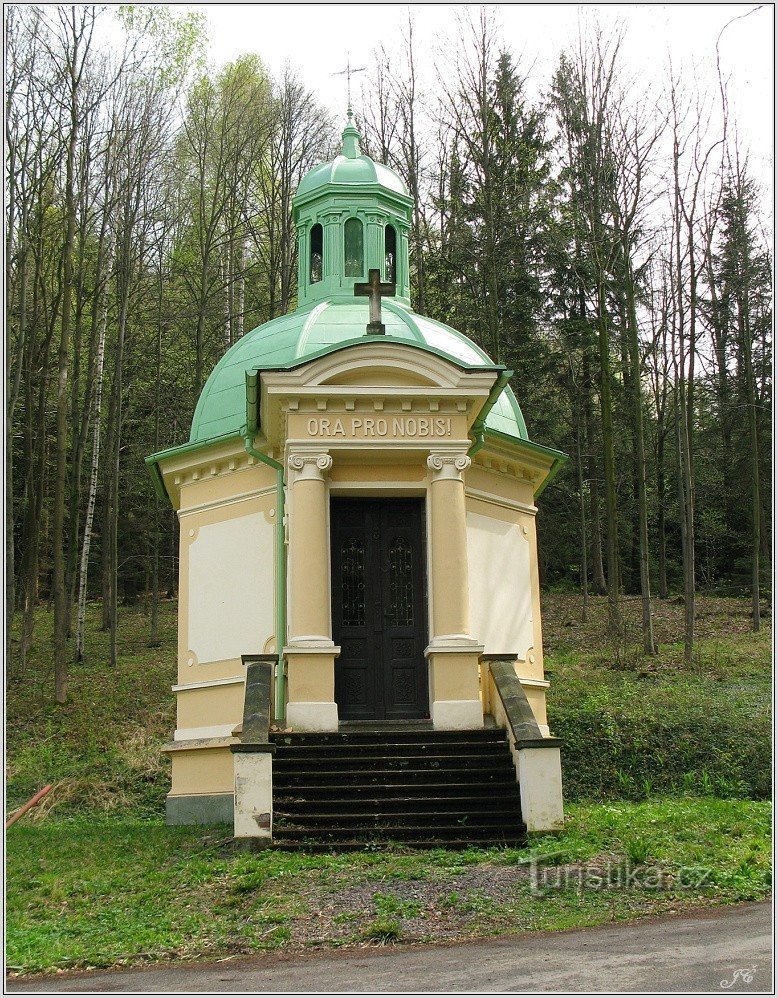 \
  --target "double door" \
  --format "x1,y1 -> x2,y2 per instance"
331,498 -> 429,720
